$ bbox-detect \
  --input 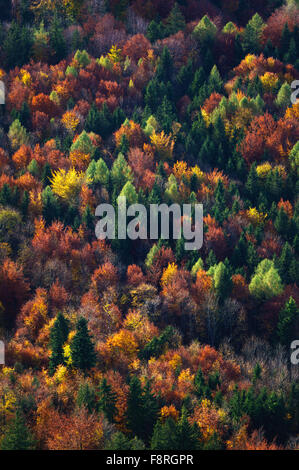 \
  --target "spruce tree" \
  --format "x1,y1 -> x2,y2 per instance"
49,15 -> 67,63
213,262 -> 232,303
97,378 -> 117,422
70,317 -> 96,372
277,297 -> 298,347
1,409 -> 35,450
126,376 -> 145,438
165,3 -> 186,36
242,13 -> 265,54
49,312 -> 69,376
77,382 -> 97,413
